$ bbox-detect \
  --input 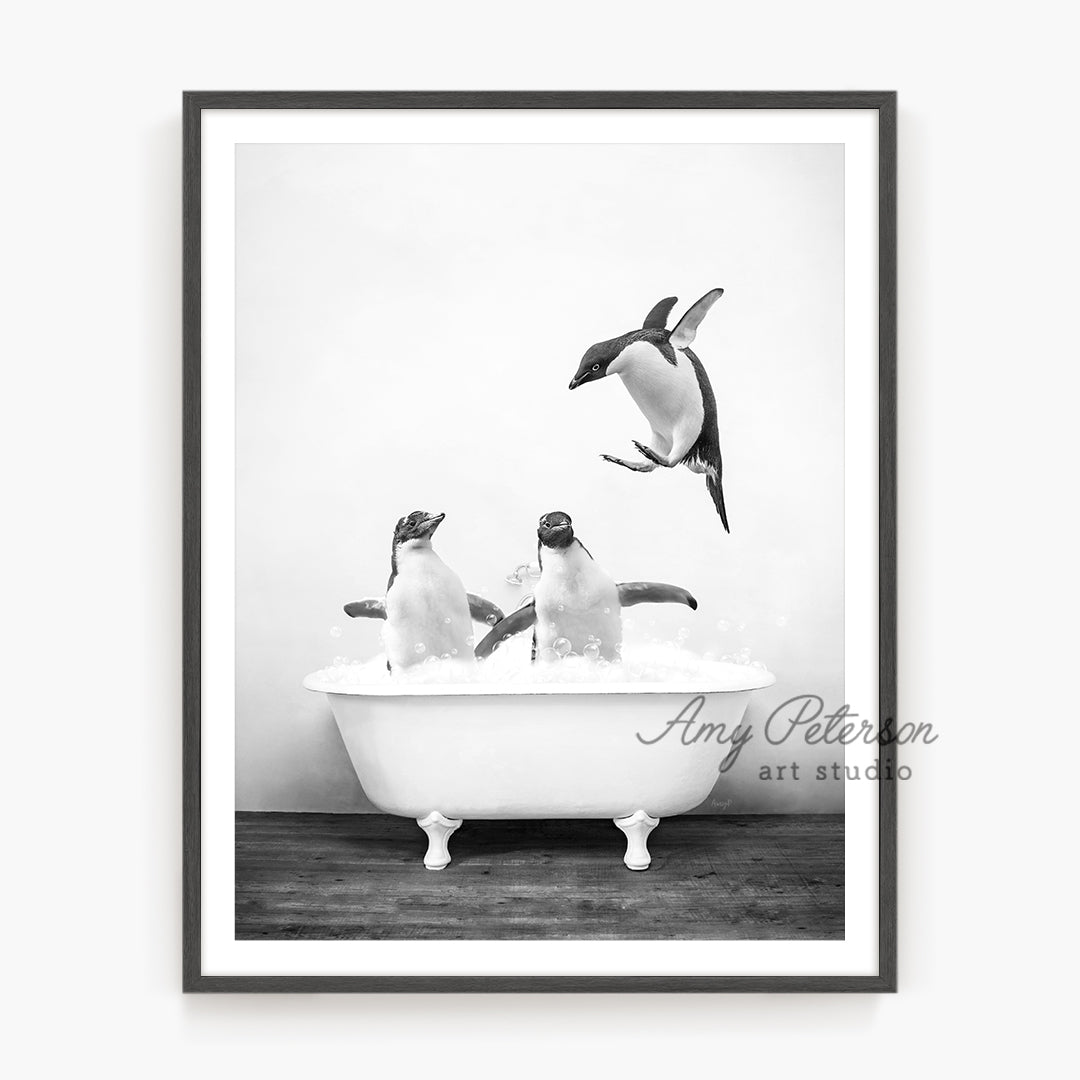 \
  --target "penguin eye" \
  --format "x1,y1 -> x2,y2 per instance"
592,363 -> 600,371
